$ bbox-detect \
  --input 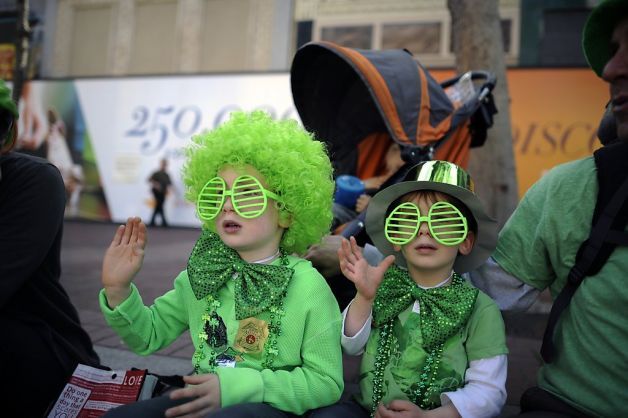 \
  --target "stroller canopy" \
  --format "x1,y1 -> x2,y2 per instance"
290,41 -> 496,175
